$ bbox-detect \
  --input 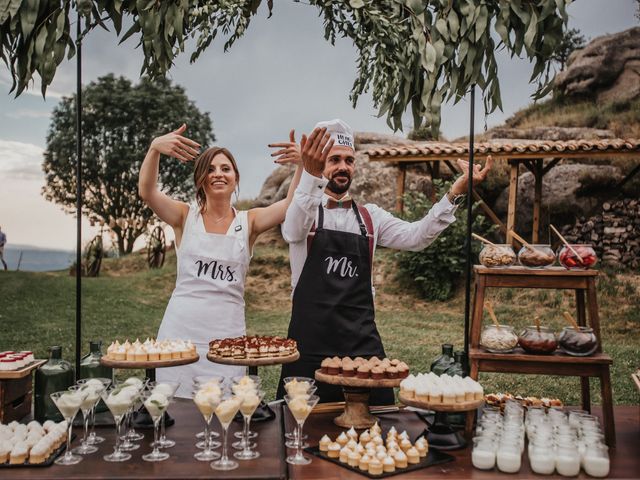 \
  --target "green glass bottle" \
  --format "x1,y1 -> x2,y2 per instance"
430,344 -> 454,375
444,351 -> 469,377
34,346 -> 75,422
80,341 -> 113,413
